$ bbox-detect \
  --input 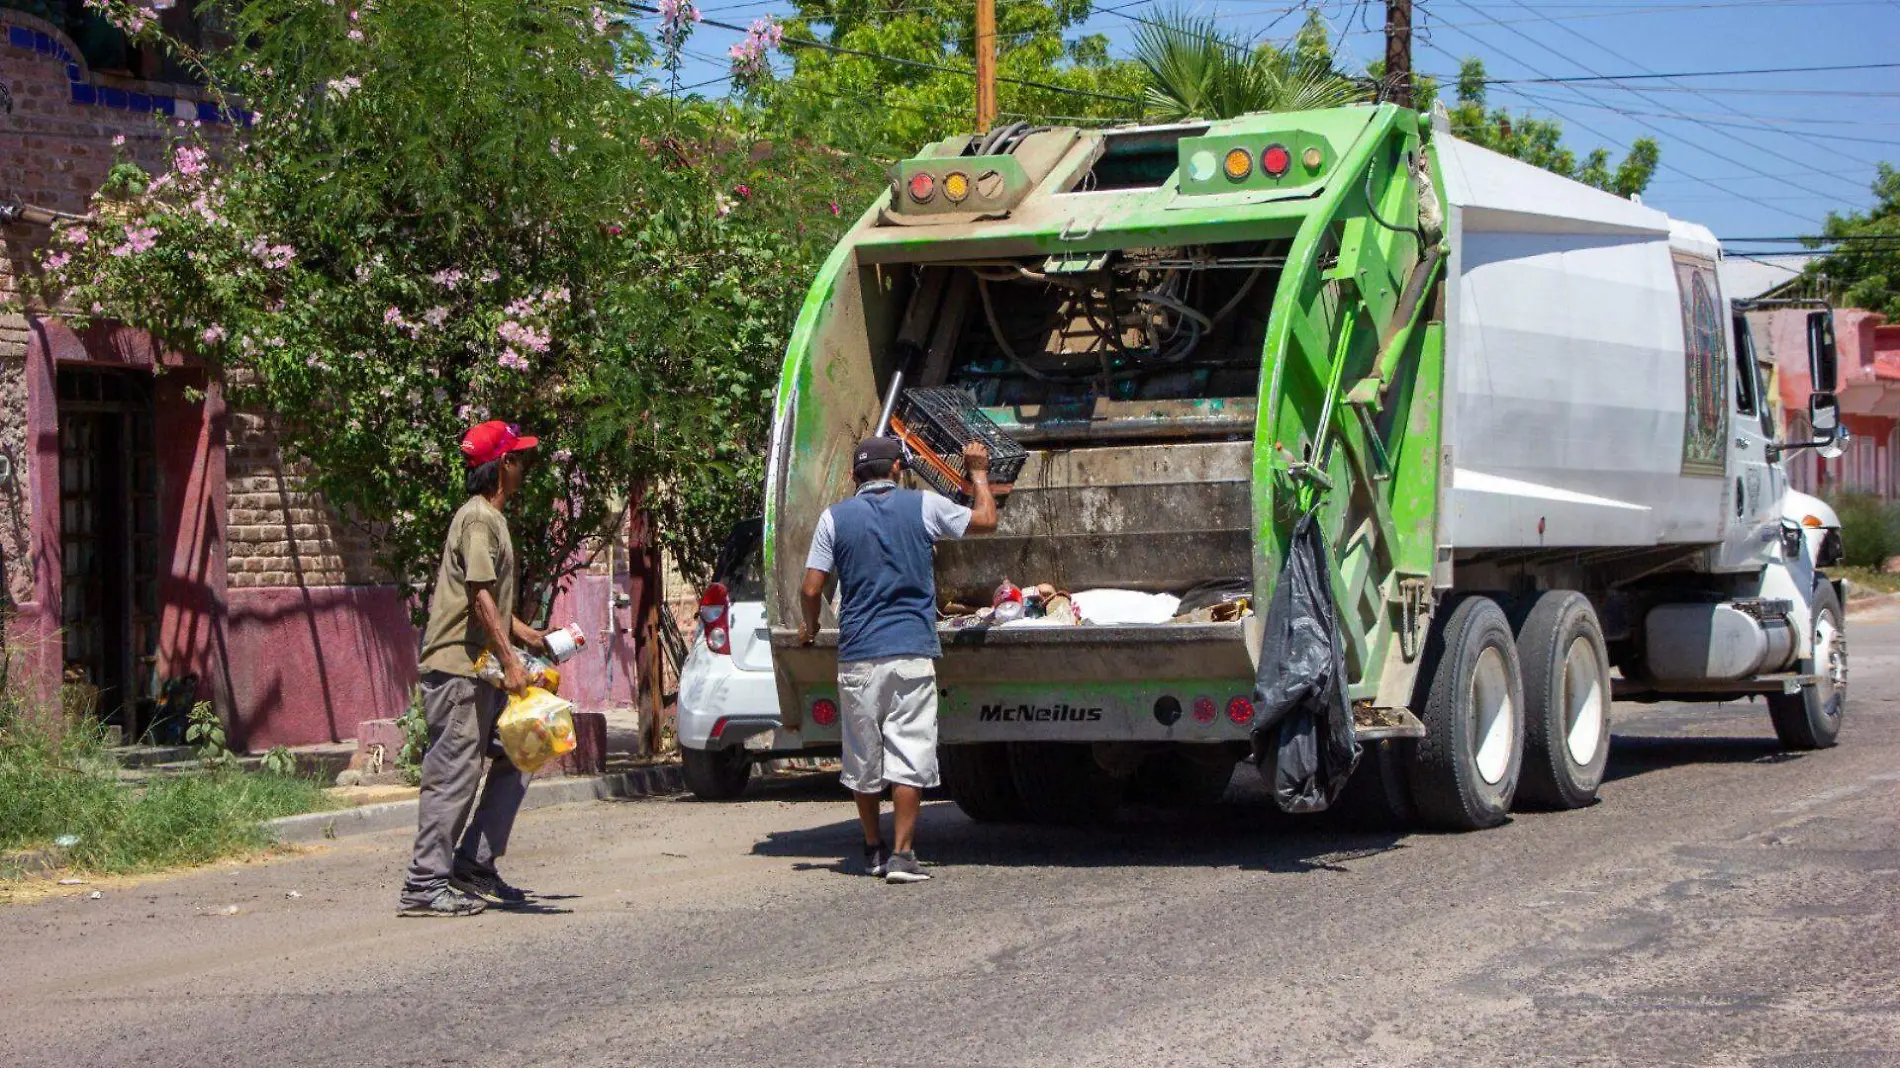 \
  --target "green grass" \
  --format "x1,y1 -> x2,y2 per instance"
1,701 -> 336,876
1836,565 -> 1900,598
